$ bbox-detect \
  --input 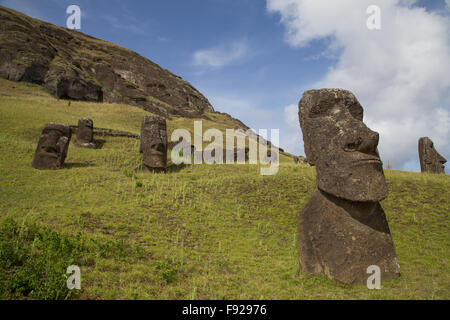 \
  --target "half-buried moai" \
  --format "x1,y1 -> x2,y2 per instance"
75,118 -> 95,148
418,137 -> 447,174
32,123 -> 72,170
297,89 -> 400,285
140,116 -> 168,173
